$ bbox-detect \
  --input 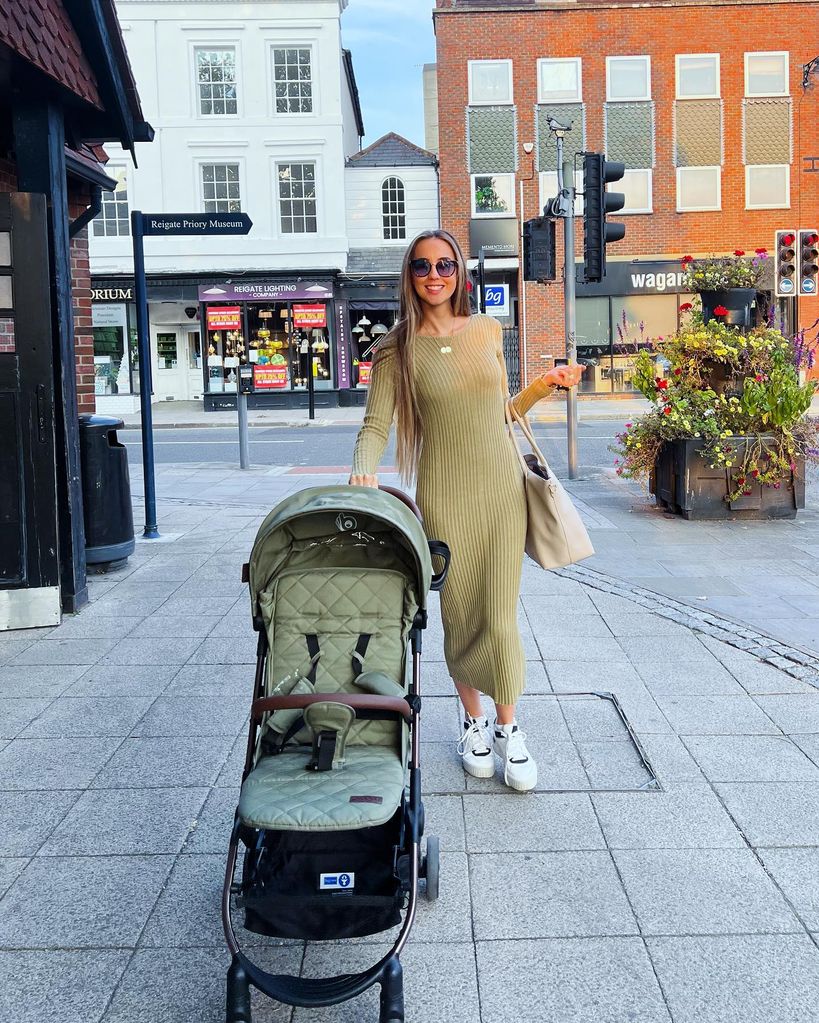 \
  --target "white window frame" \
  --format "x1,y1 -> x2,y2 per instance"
675,53 -> 720,99
93,164 -> 130,237
606,55 -> 651,102
196,160 -> 244,214
275,160 -> 319,234
744,51 -> 790,97
745,164 -> 790,209
620,168 -> 653,214
539,170 -> 583,216
470,173 -> 515,218
269,43 -> 316,116
381,176 -> 407,242
193,46 -> 239,118
537,57 -> 582,103
676,166 -> 722,212
468,59 -> 513,105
